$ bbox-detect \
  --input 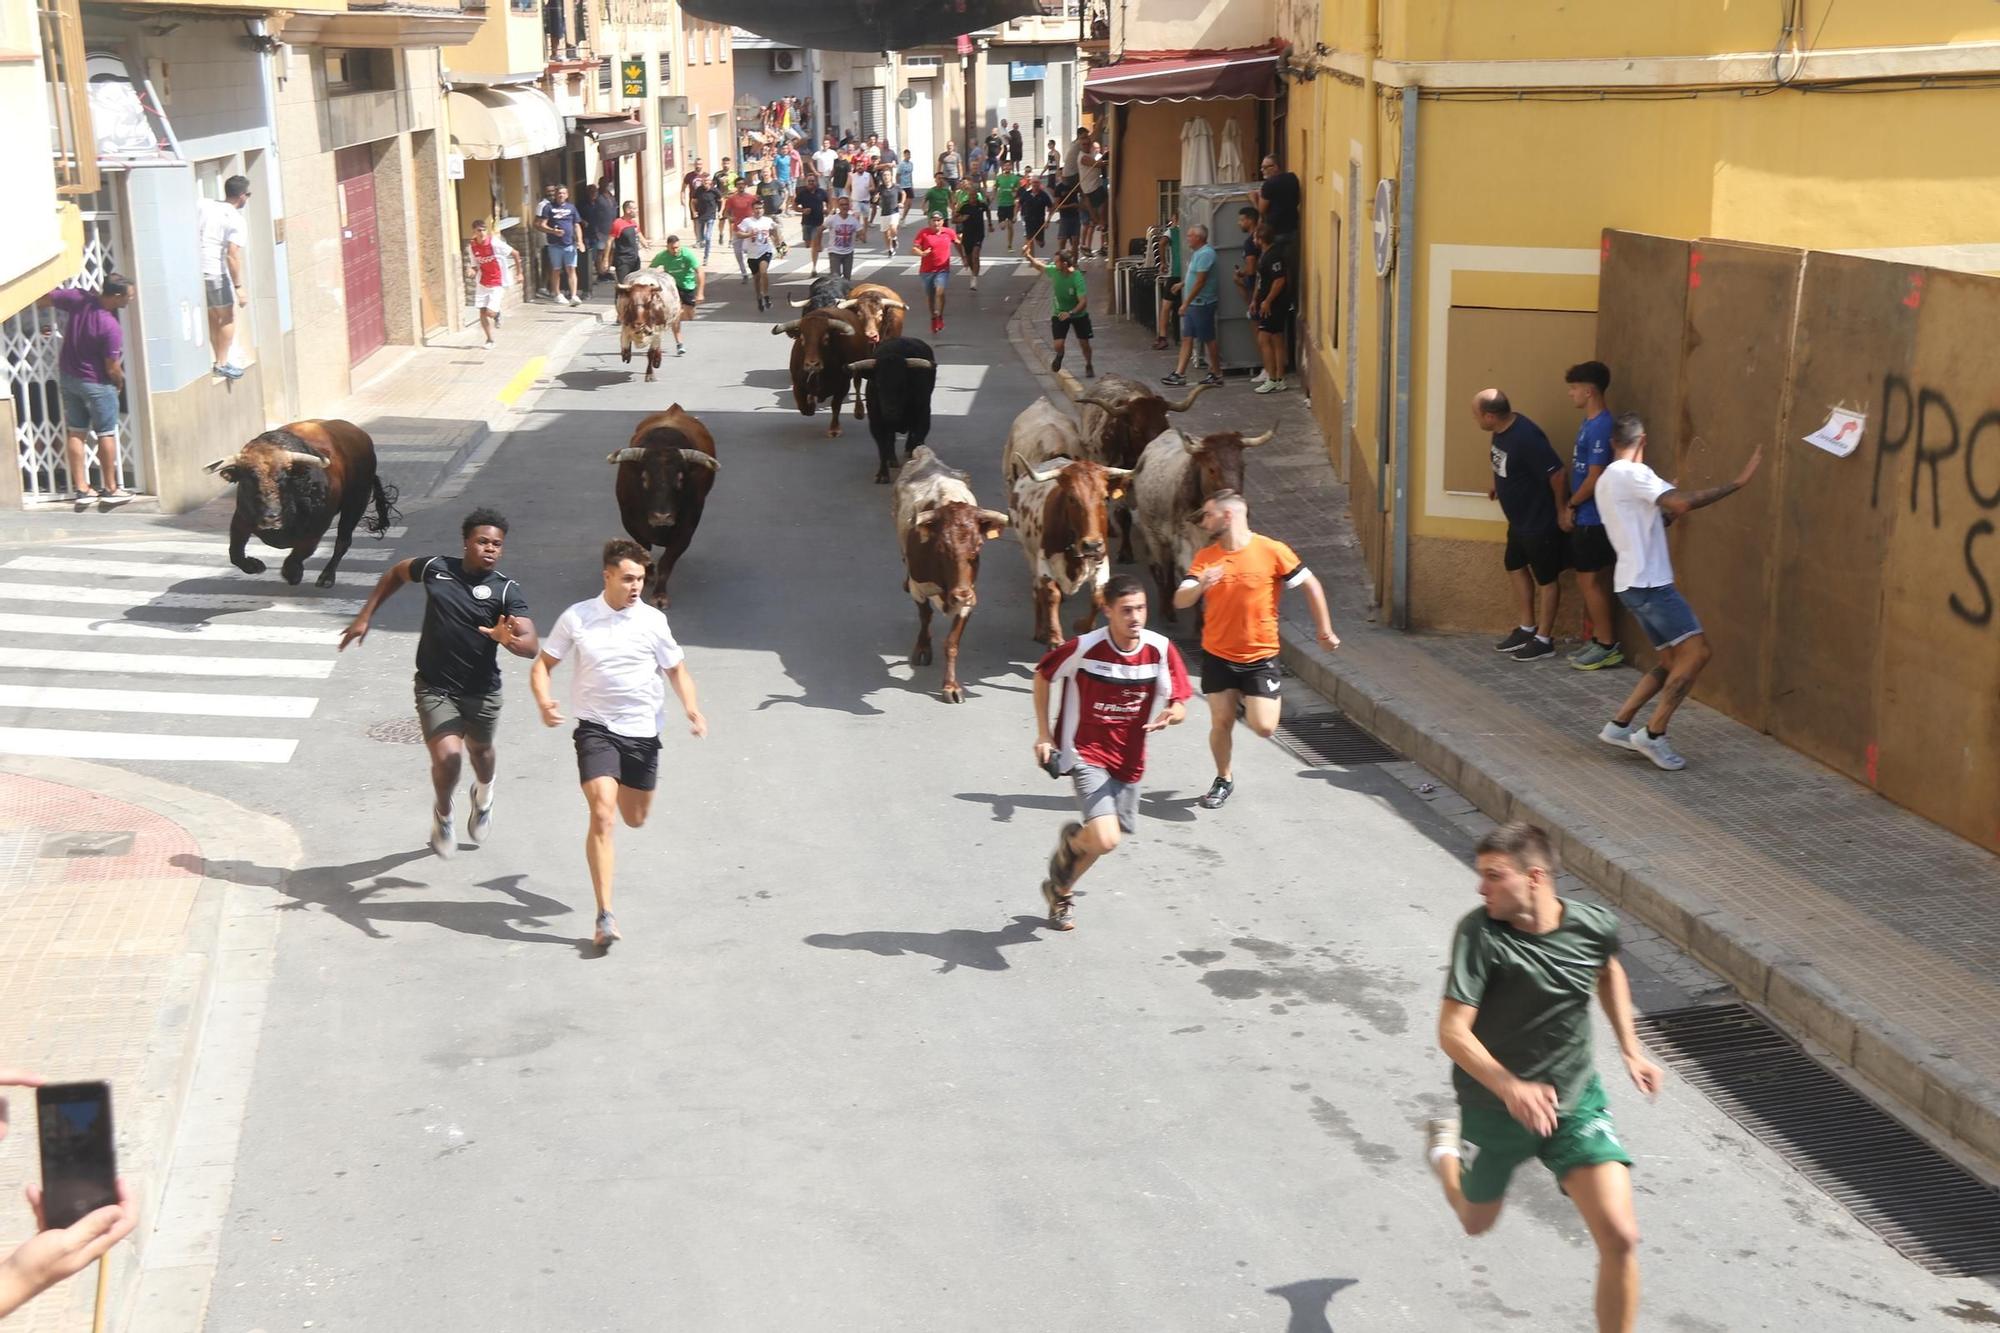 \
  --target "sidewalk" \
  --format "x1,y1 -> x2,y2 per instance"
1010,275 -> 2000,1173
